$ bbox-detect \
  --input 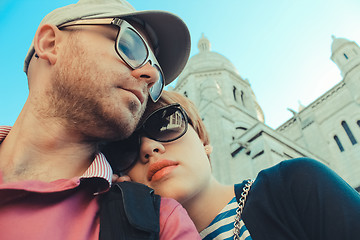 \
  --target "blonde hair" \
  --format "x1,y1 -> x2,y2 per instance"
145,90 -> 210,146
